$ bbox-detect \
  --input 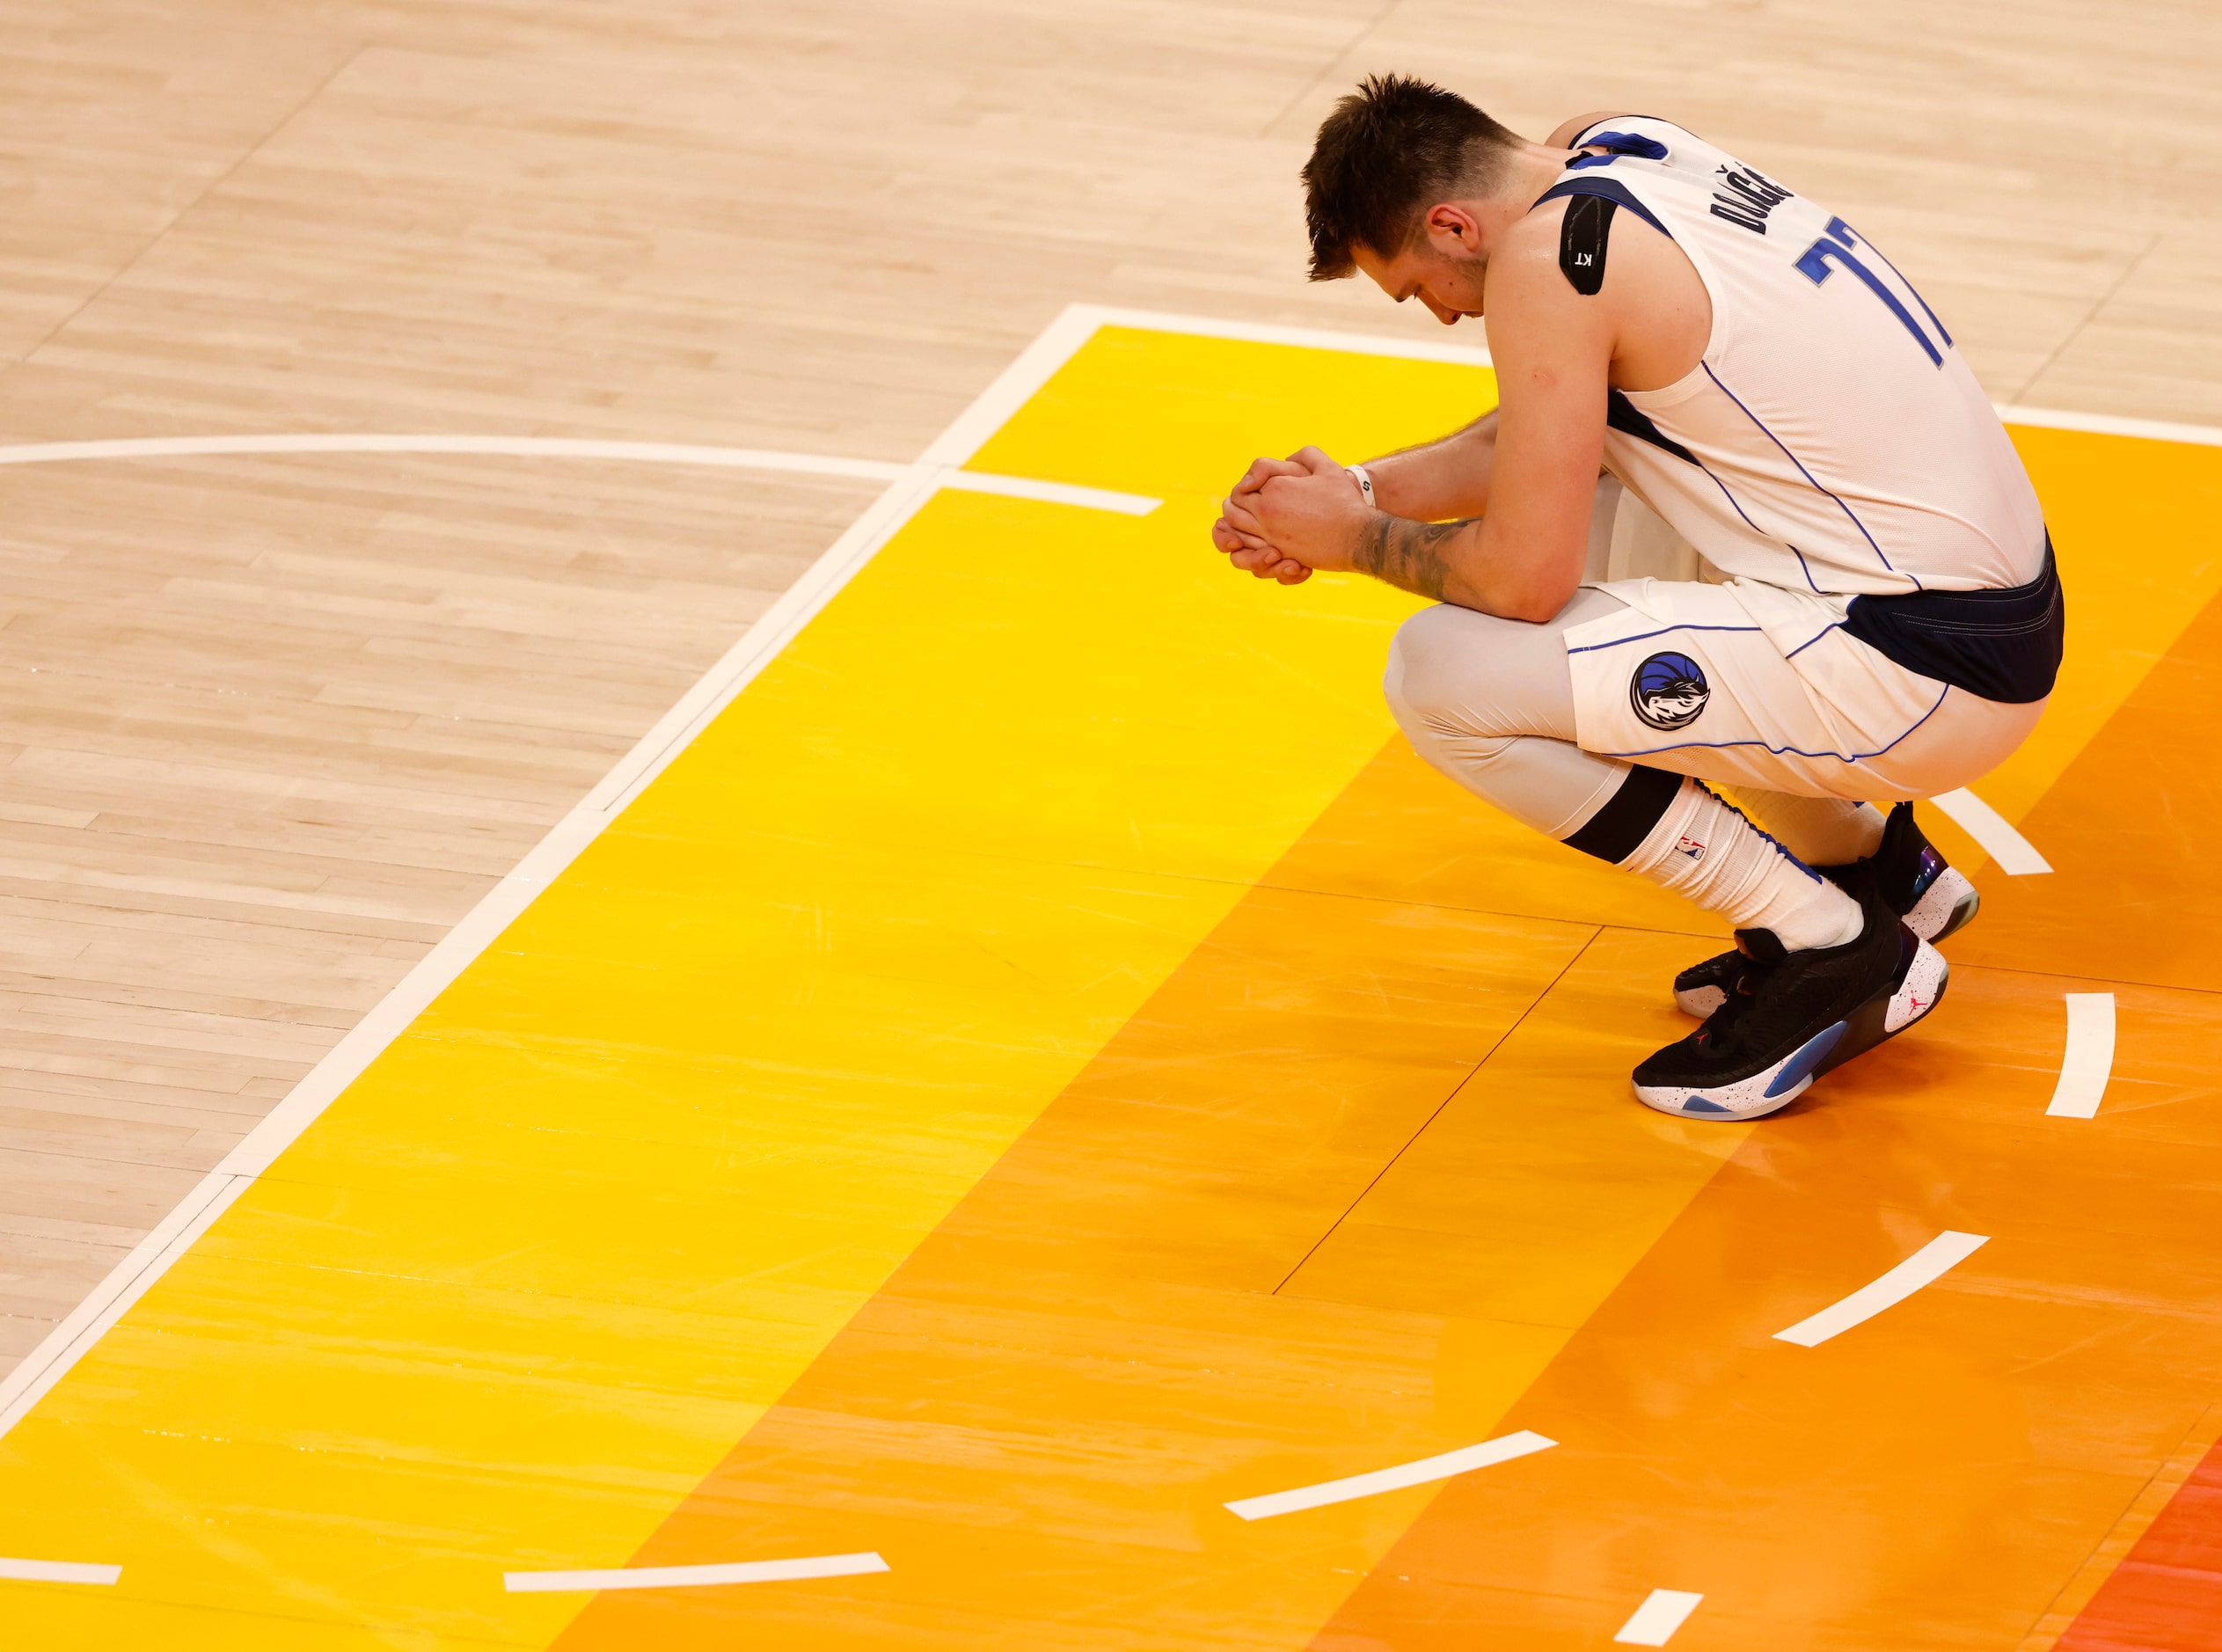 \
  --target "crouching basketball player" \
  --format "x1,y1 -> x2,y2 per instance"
1212,77 -> 2062,1120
